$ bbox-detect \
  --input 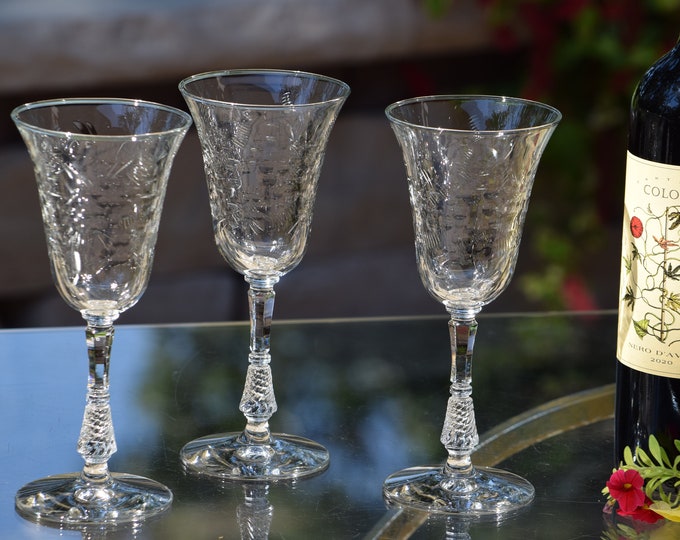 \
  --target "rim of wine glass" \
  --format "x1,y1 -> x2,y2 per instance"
385,94 -> 562,133
178,68 -> 351,109
10,97 -> 193,139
